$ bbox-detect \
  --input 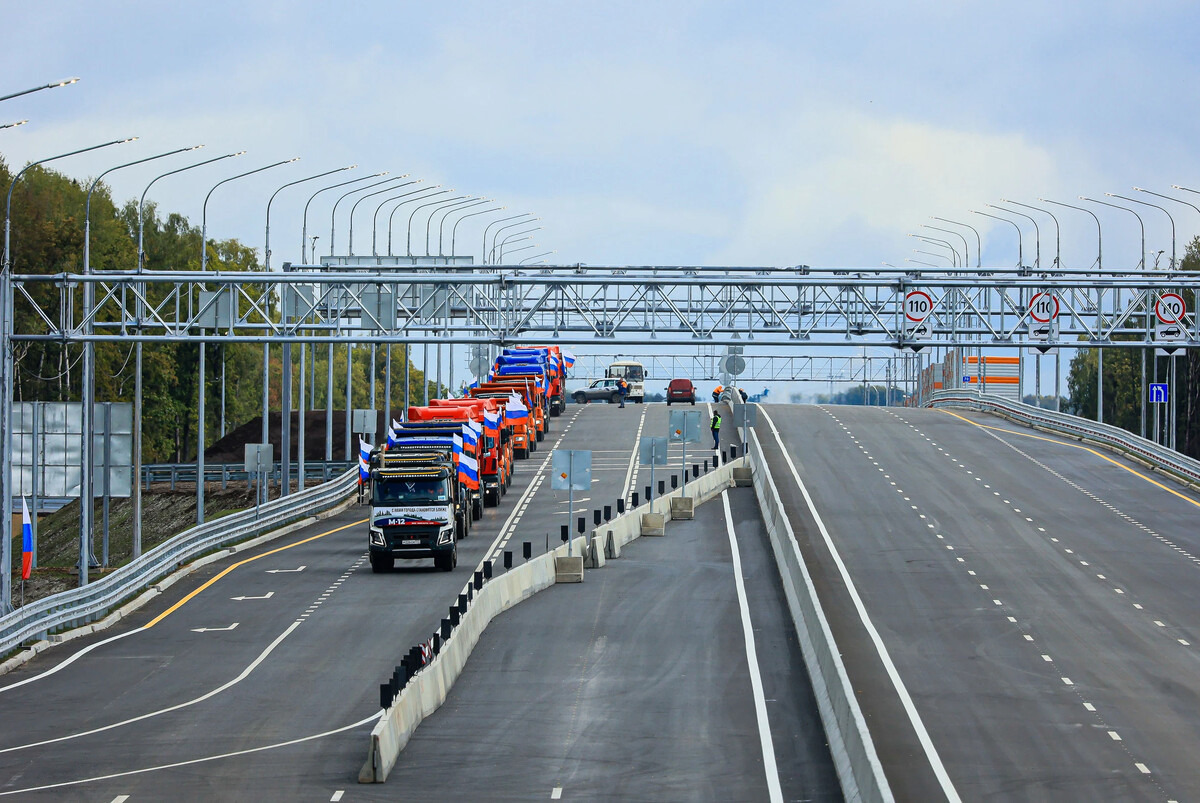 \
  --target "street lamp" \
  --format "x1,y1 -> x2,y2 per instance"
348,176 -> 416,255
387,188 -> 448,256
1000,200 -> 1060,269
0,77 -> 79,103
451,206 -> 507,257
931,217 -> 981,268
920,224 -> 970,268
266,165 -> 355,270
971,209 -> 1024,267
1081,196 -> 1144,270
438,198 -> 492,256
497,230 -> 540,262
489,218 -> 540,263
907,233 -> 959,266
913,249 -> 952,265
406,195 -> 467,257
426,197 -> 480,255
202,158 -> 298,271
301,171 -> 383,263
138,150 -> 245,271
329,175 -> 402,254
371,184 -> 436,256
520,250 -> 556,264
1040,198 -> 1102,270
482,214 -> 534,263
501,243 -> 537,261
905,258 -> 938,268
1111,192 -> 1175,270
987,203 -> 1040,270
0,121 -> 28,131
